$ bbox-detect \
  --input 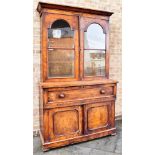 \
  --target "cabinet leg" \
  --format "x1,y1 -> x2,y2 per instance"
42,147 -> 50,152
111,133 -> 116,136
